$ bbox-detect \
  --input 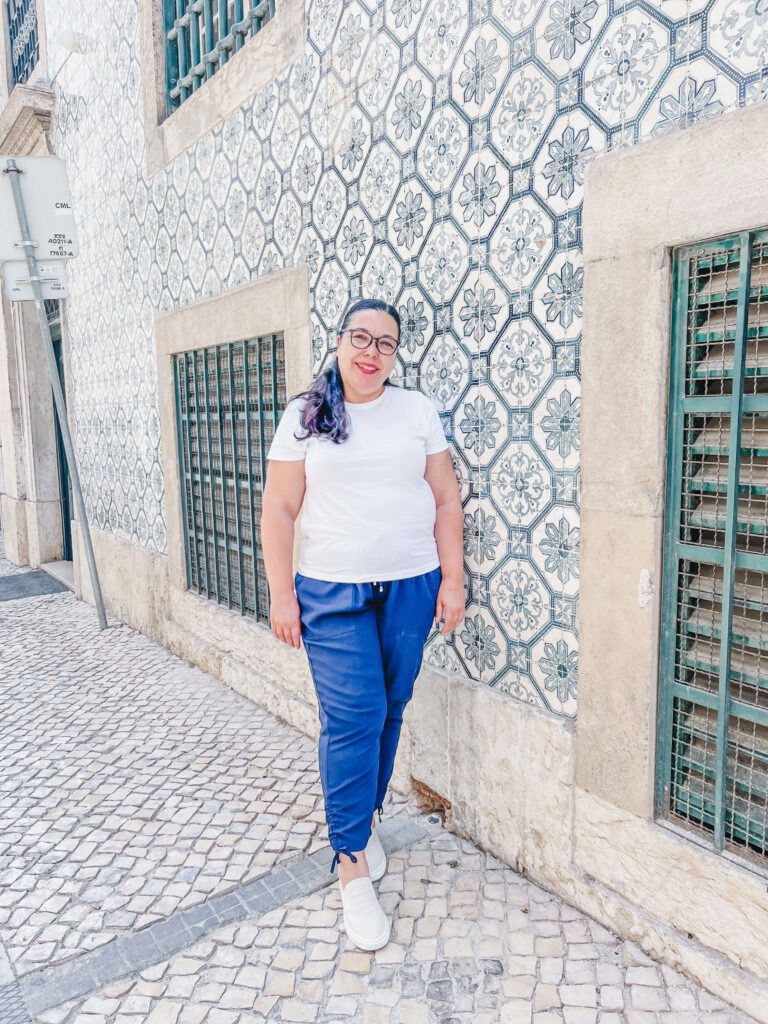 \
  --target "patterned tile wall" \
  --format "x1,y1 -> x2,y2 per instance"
41,0 -> 768,717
